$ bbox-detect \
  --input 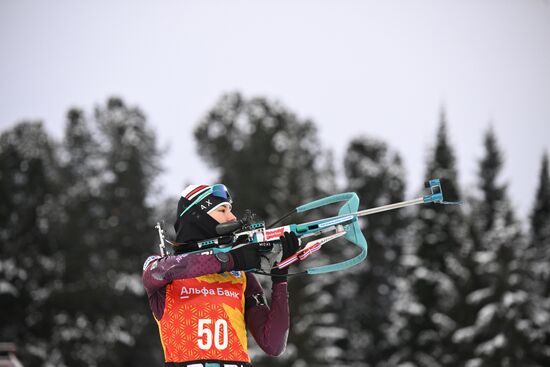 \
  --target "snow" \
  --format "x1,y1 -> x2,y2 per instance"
314,326 -> 347,339
114,273 -> 145,295
503,290 -> 527,308
475,251 -> 495,264
0,280 -> 18,296
413,266 -> 430,280
407,302 -> 426,316
0,258 -> 28,280
453,326 -> 476,343
476,303 -> 498,329
476,333 -> 506,356
466,287 -> 493,305
401,254 -> 420,267
431,312 -> 456,333
465,358 -> 483,367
